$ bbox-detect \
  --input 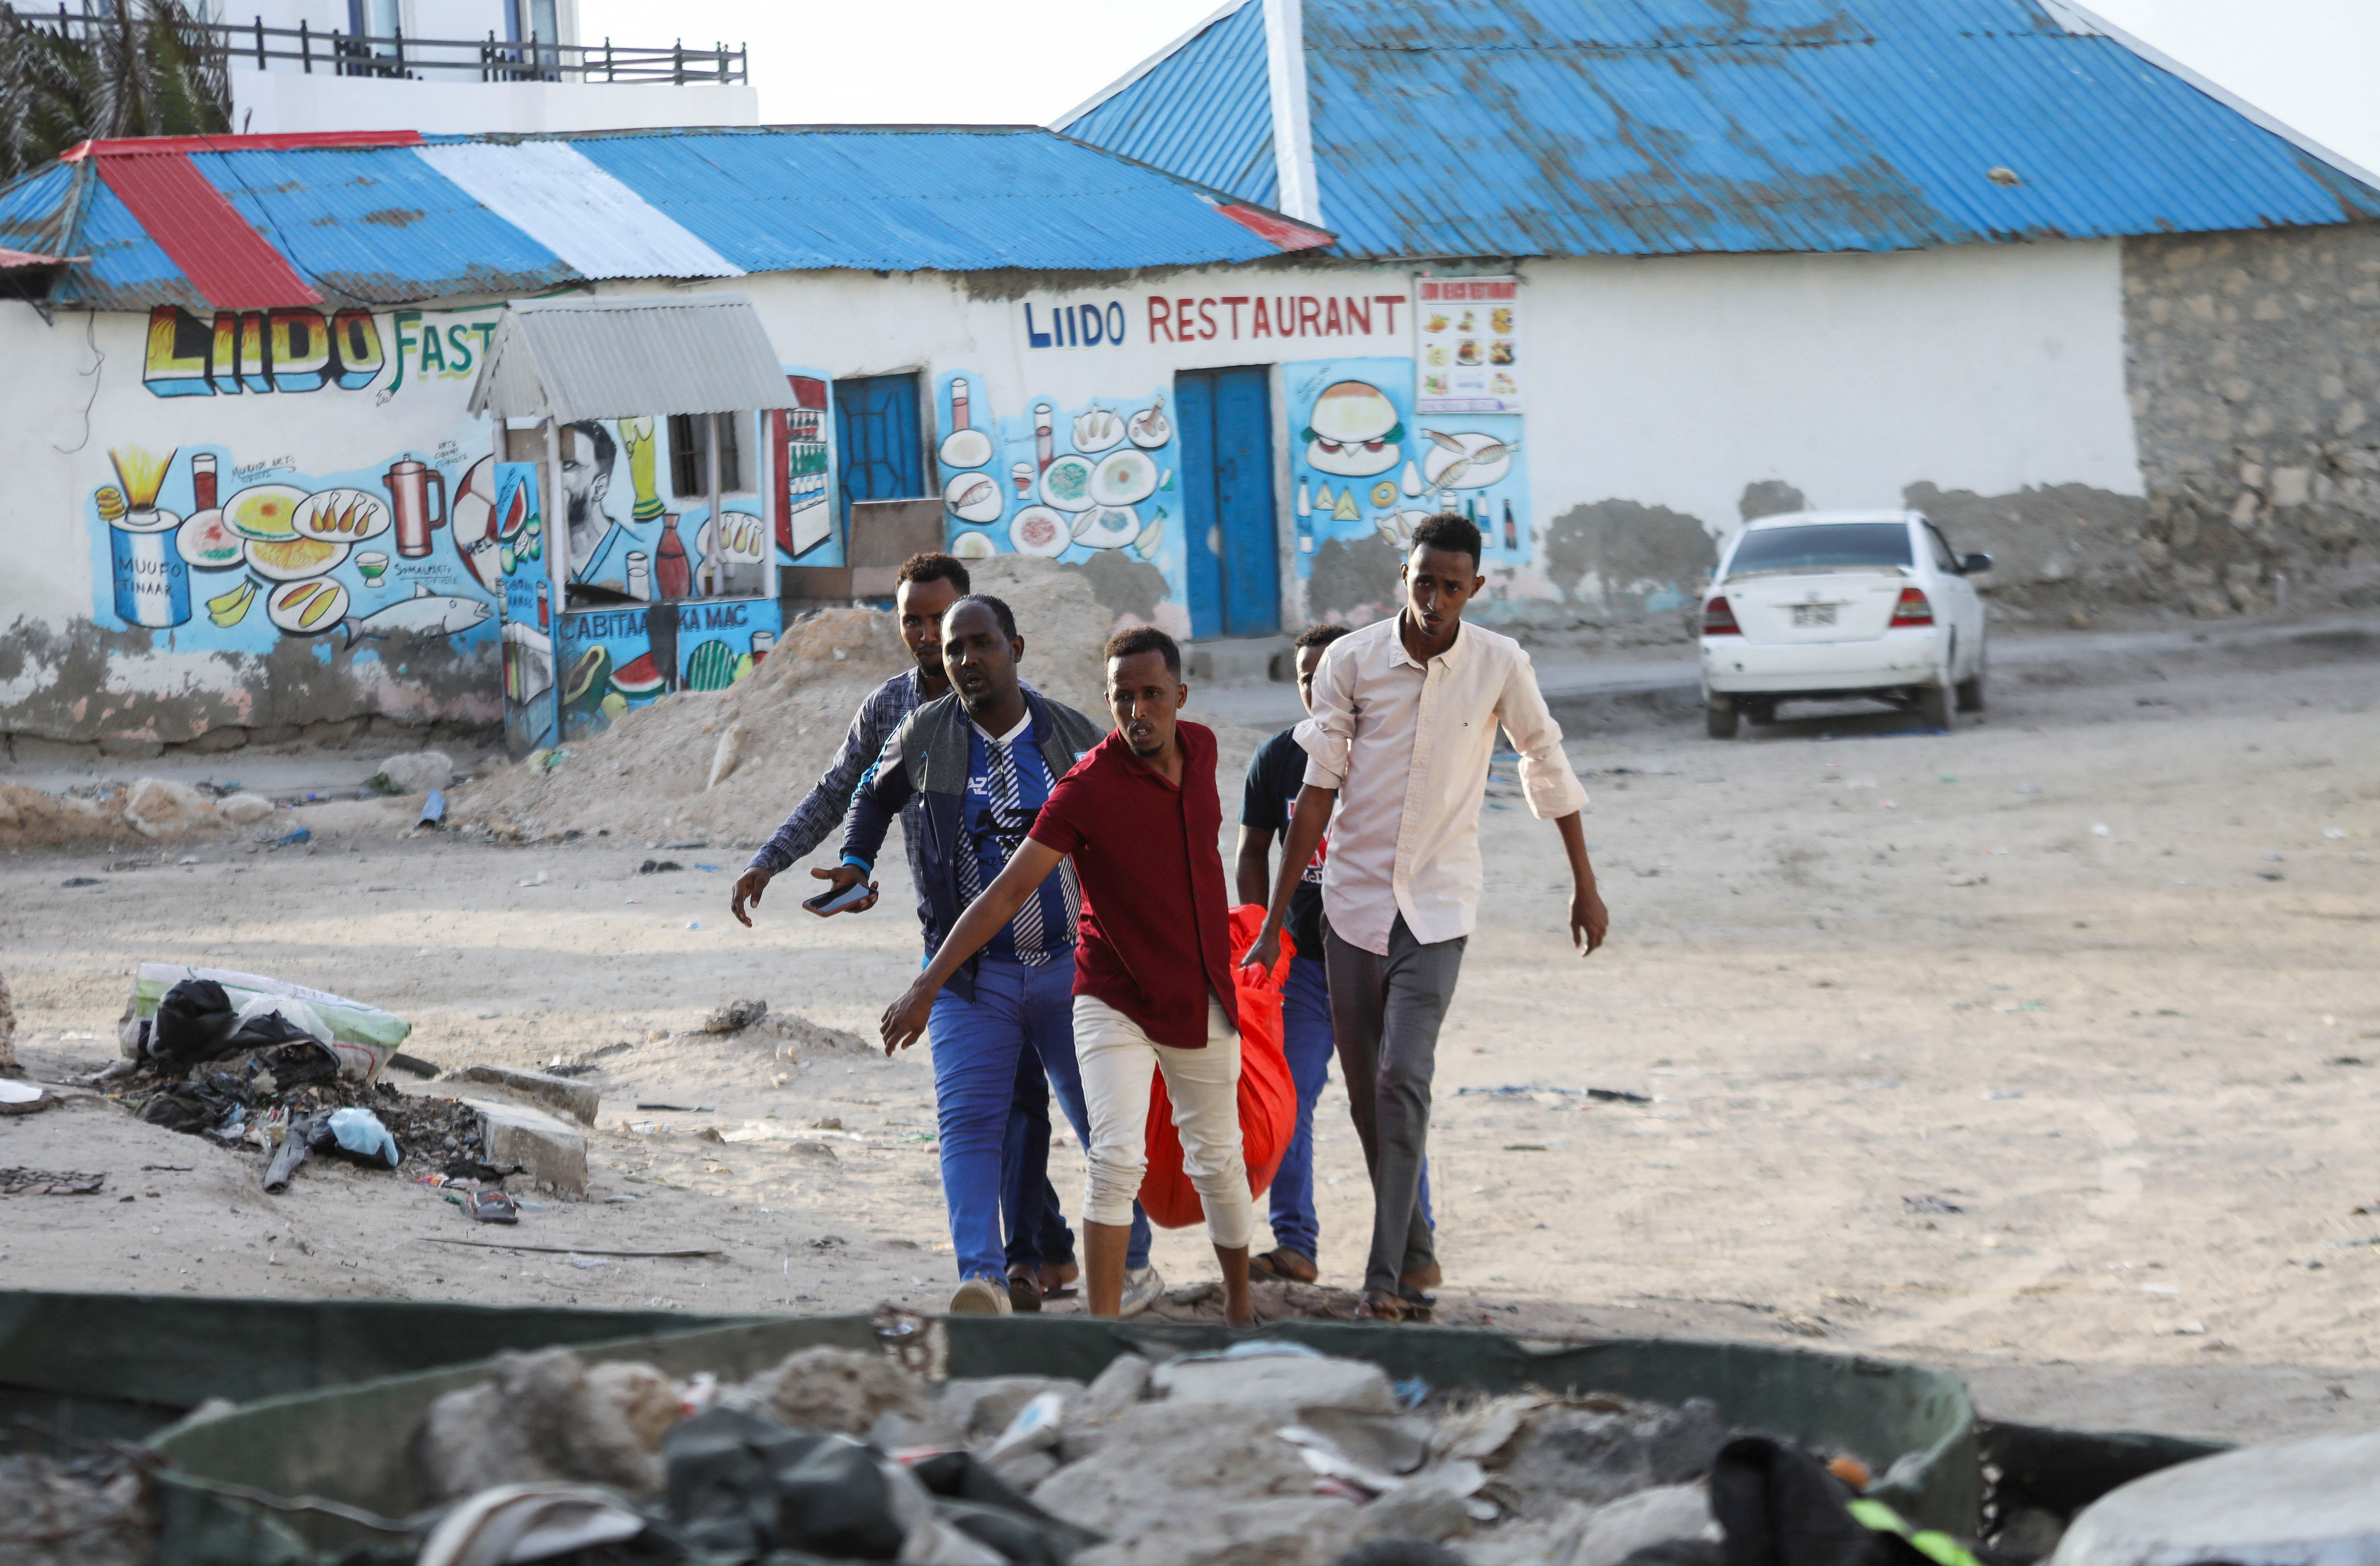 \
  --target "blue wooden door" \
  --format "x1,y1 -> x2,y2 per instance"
832,373 -> 924,537
1175,366 -> 1279,638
